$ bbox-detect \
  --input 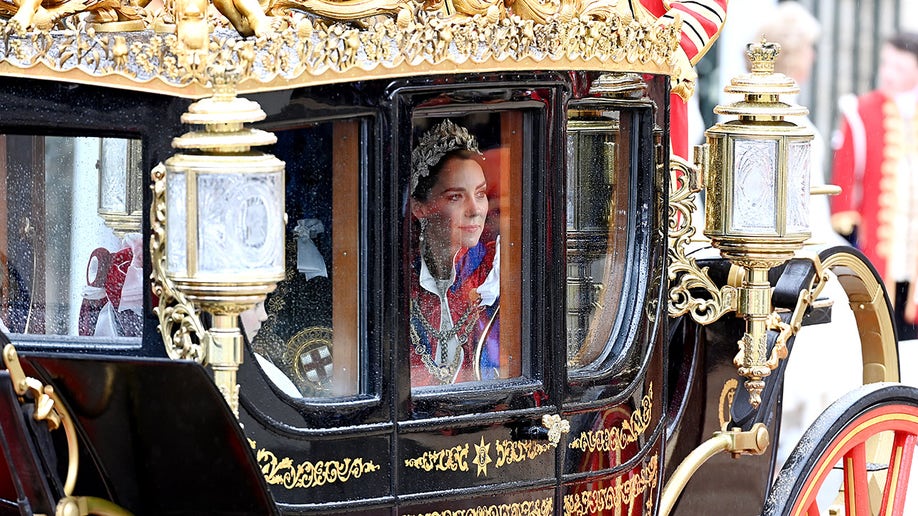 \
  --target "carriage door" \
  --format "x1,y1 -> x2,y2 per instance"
560,76 -> 668,515
392,78 -> 563,514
